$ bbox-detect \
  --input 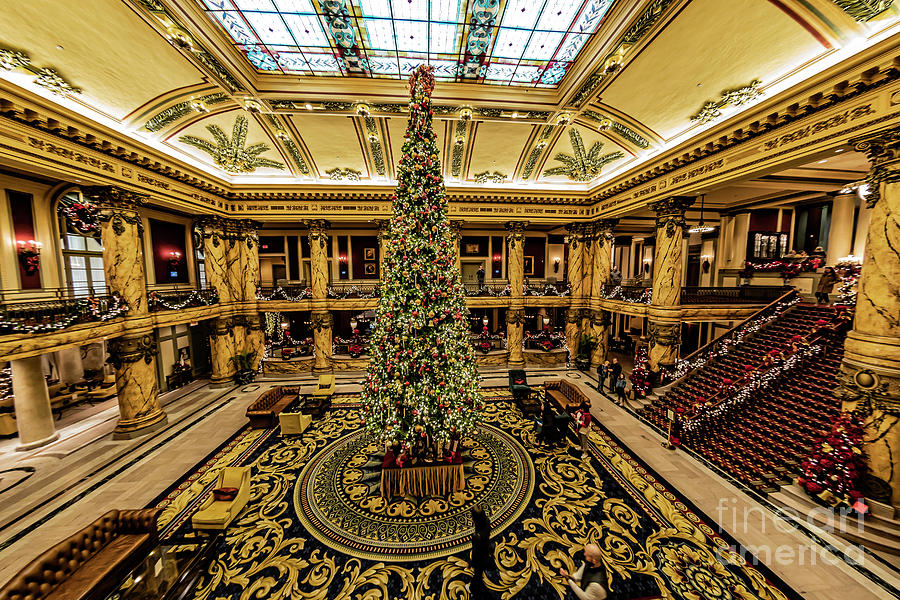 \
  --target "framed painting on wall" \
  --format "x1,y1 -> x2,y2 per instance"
523,256 -> 534,276
364,247 -> 376,261
364,263 -> 377,275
